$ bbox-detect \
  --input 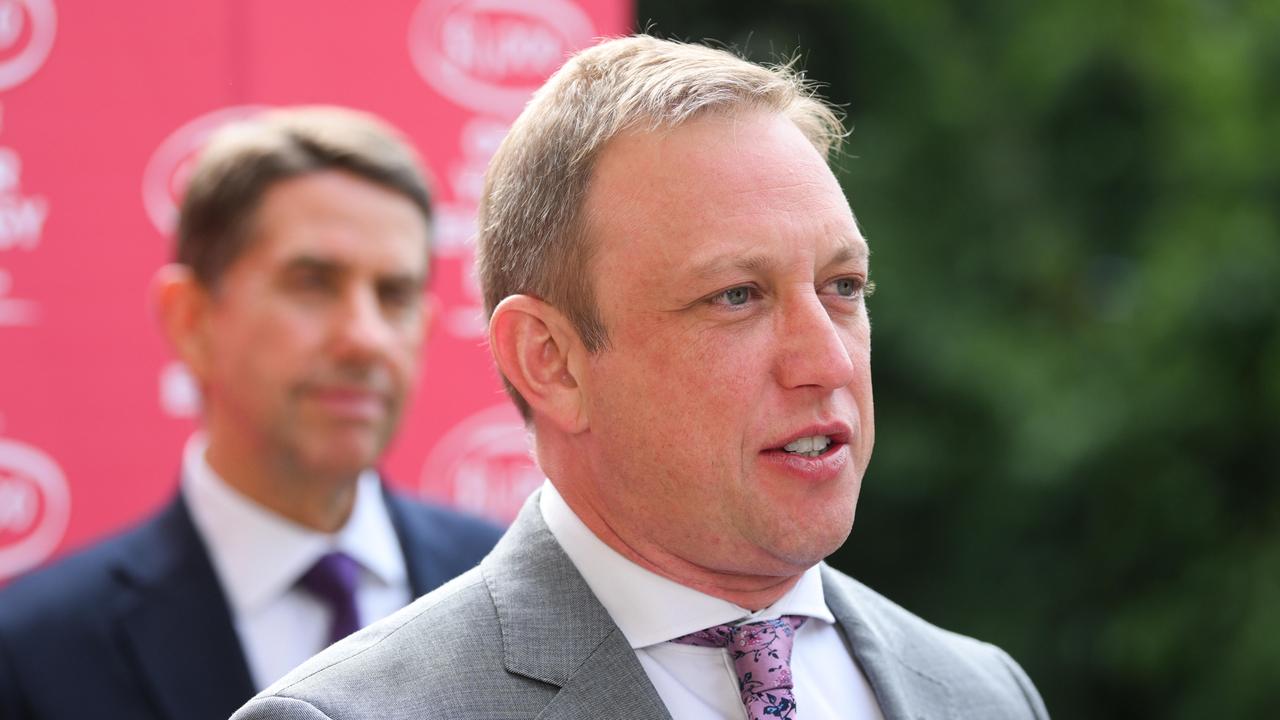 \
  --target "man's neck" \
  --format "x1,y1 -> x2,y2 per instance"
554,482 -> 803,611
203,436 -> 359,533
